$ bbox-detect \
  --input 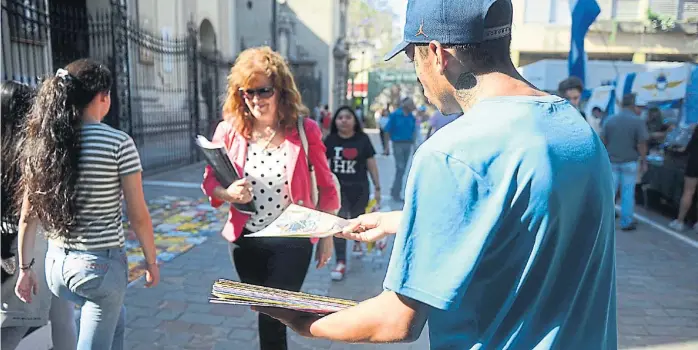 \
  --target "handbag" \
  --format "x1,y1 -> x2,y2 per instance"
297,116 -> 341,214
